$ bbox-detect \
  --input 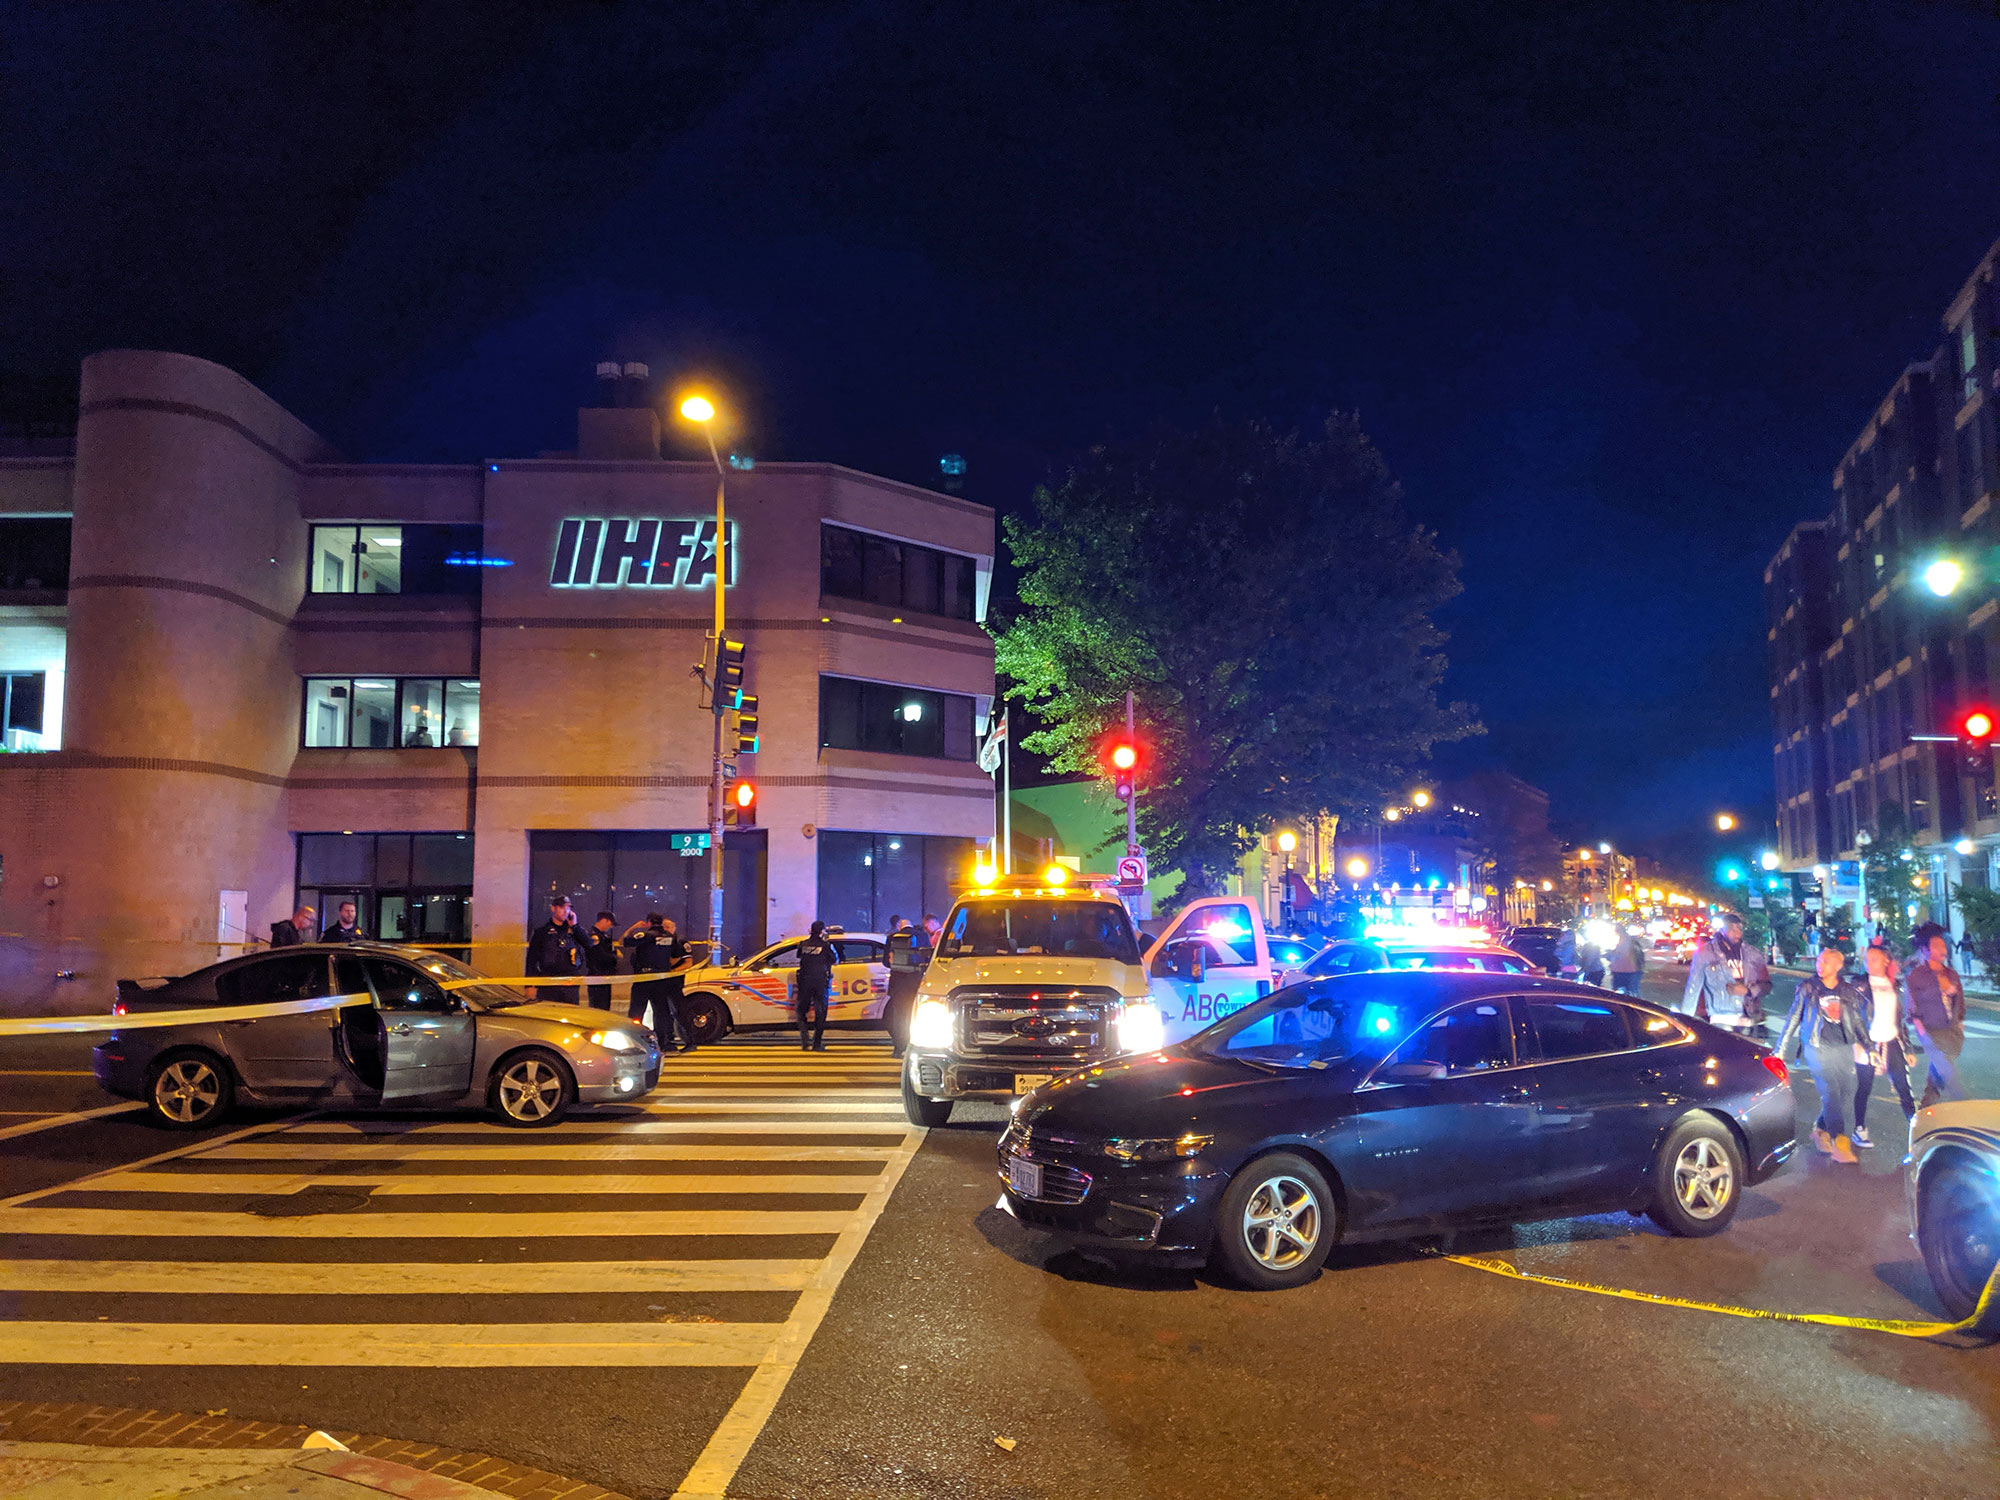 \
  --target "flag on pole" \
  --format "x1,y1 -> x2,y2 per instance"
977,707 -> 1008,775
